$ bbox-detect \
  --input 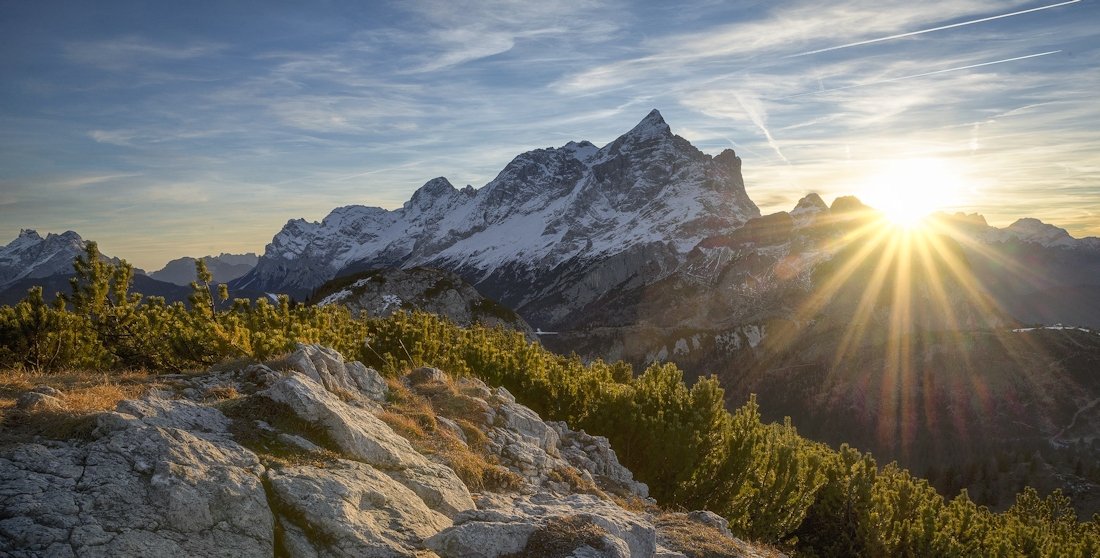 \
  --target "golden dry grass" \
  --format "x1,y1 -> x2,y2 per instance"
0,368 -> 155,410
656,513 -> 787,558
608,492 -> 654,514
501,515 -> 610,558
380,375 -> 522,492
202,385 -> 241,401
0,368 -> 163,444
547,466 -> 603,496
377,409 -> 429,440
